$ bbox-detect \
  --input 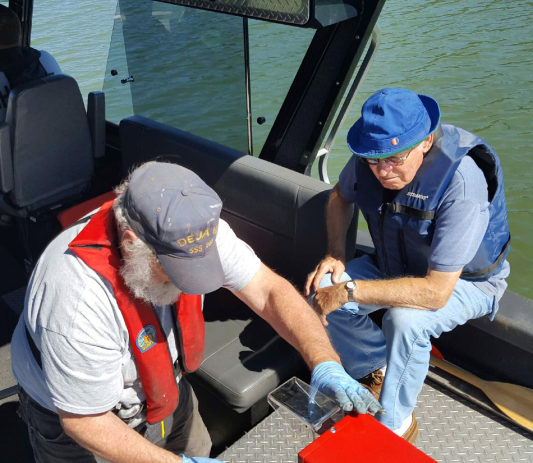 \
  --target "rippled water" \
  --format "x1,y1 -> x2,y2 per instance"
27,0 -> 533,298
